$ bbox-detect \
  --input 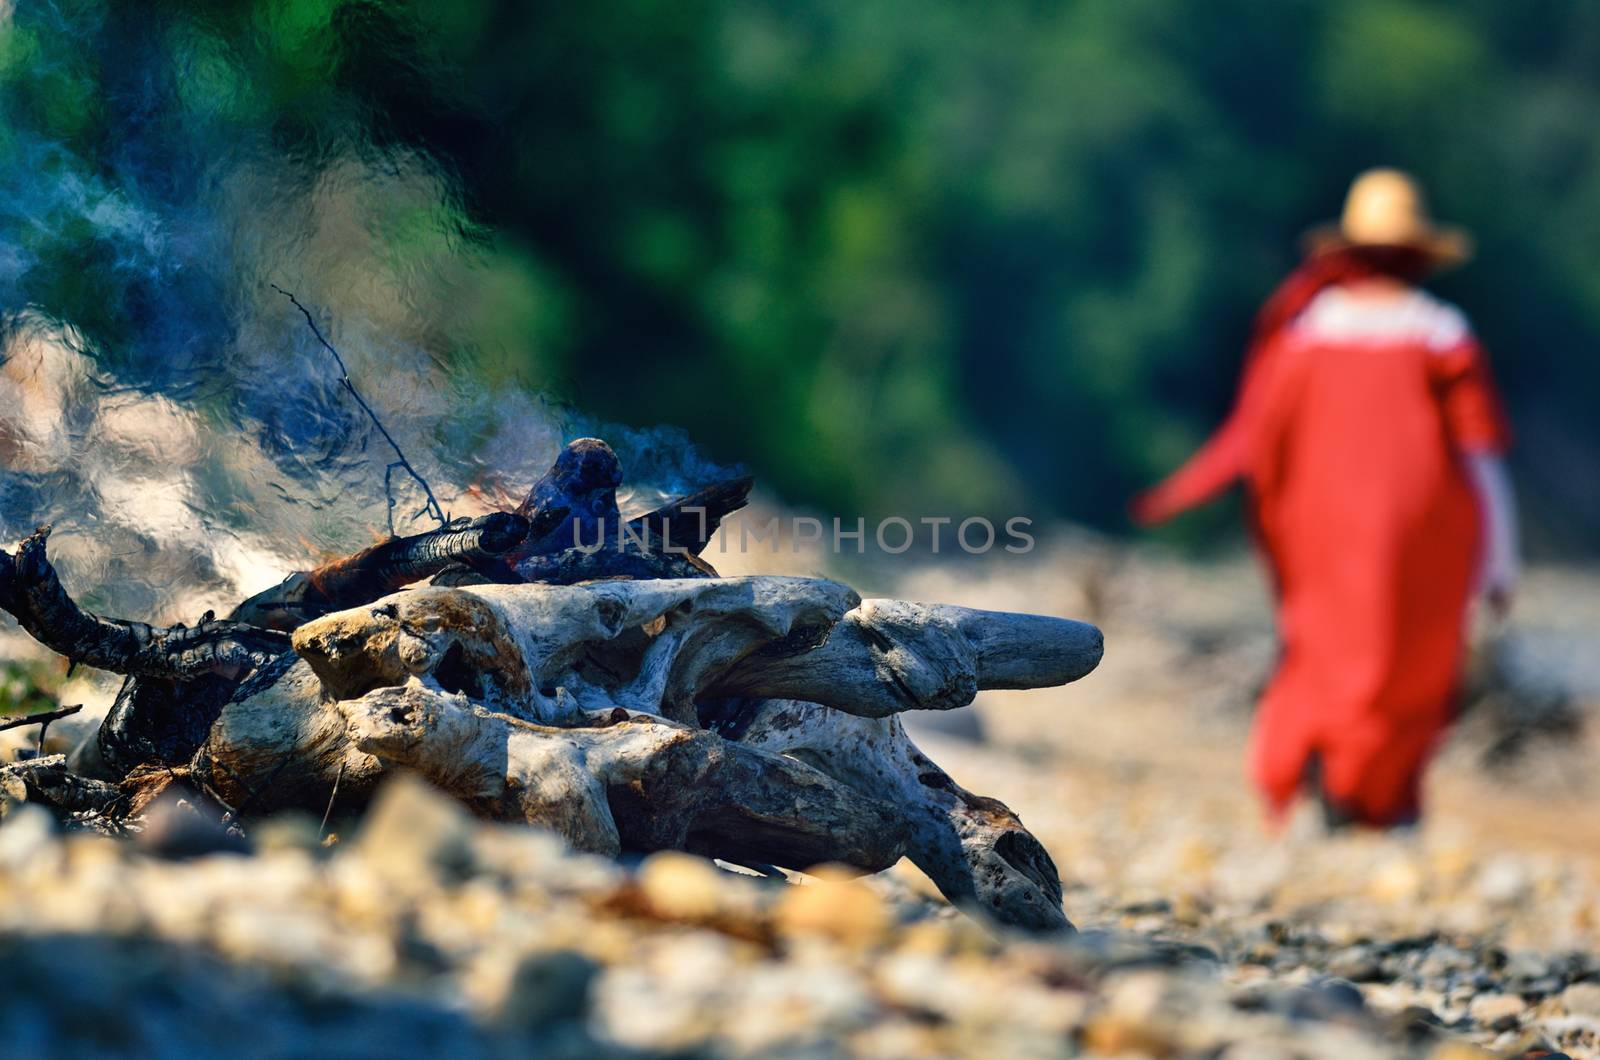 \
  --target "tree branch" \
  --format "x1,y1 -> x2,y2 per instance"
1,527 -> 290,679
